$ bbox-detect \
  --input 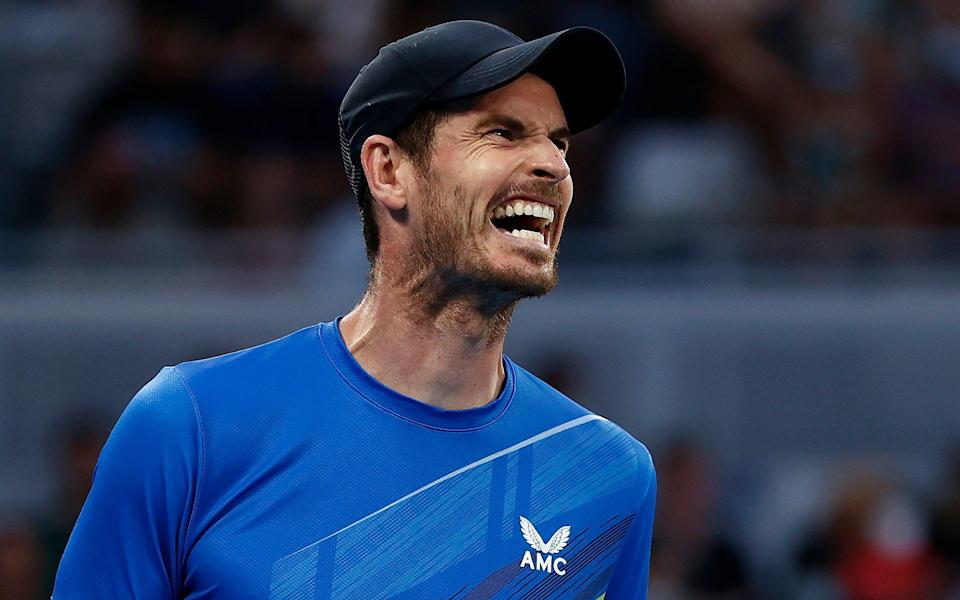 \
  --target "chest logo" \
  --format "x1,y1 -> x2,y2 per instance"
518,516 -> 570,576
